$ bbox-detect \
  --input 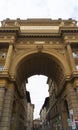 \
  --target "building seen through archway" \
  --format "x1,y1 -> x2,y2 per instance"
0,18 -> 78,130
